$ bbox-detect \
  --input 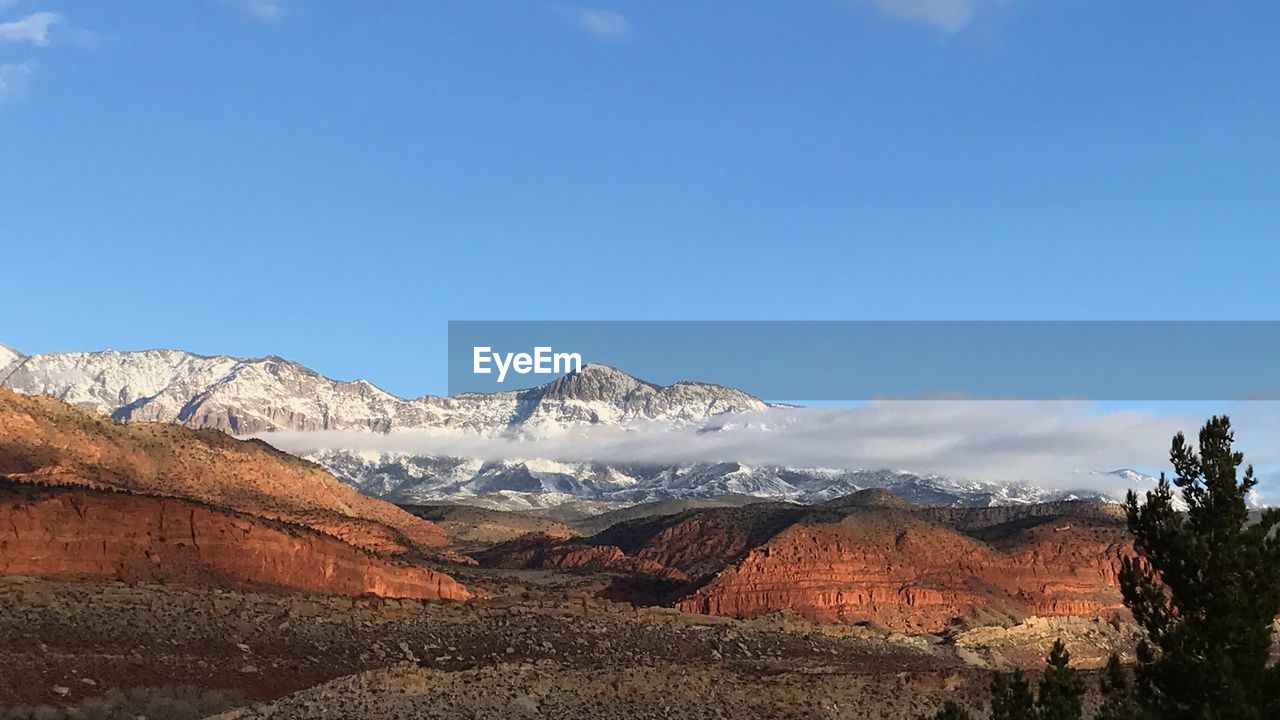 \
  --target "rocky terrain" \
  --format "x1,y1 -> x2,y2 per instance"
0,574 -> 1142,719
0,483 -> 469,601
0,388 -> 450,555
211,662 -> 986,720
0,348 -> 1187,718
0,348 -> 764,435
399,504 -> 576,554
0,394 -> 1152,718
566,494 -> 770,535
0,388 -> 469,601
679,509 -> 1128,632
481,491 -> 1132,632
